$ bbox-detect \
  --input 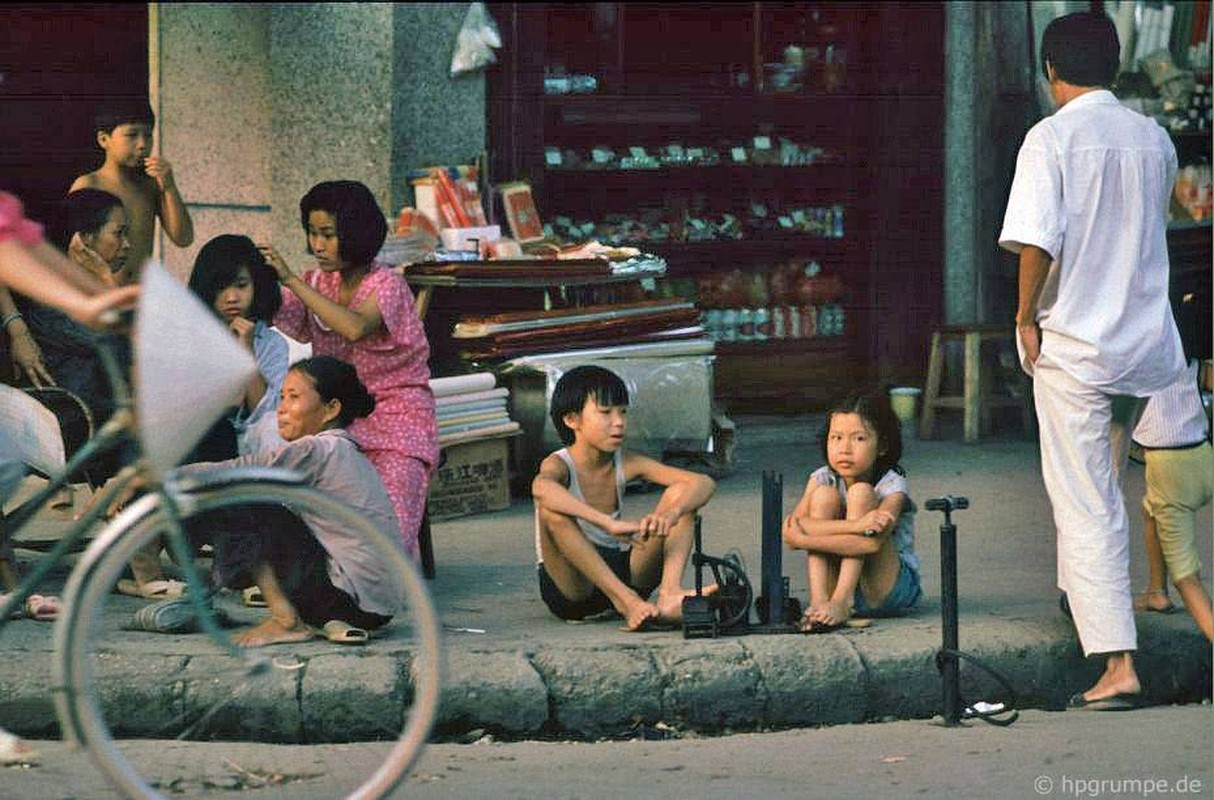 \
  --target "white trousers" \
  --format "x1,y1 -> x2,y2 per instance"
1033,354 -> 1145,656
